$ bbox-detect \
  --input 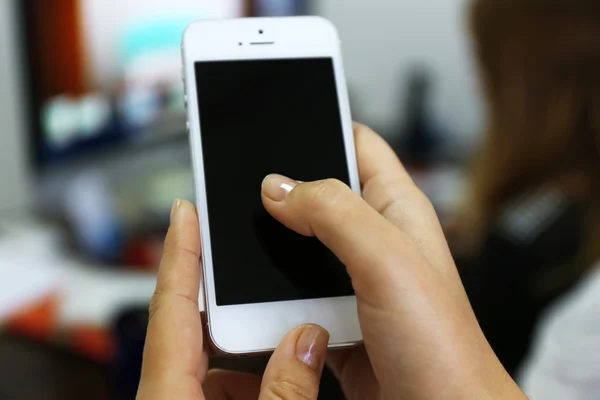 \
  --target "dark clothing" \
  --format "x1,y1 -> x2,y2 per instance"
459,190 -> 587,376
